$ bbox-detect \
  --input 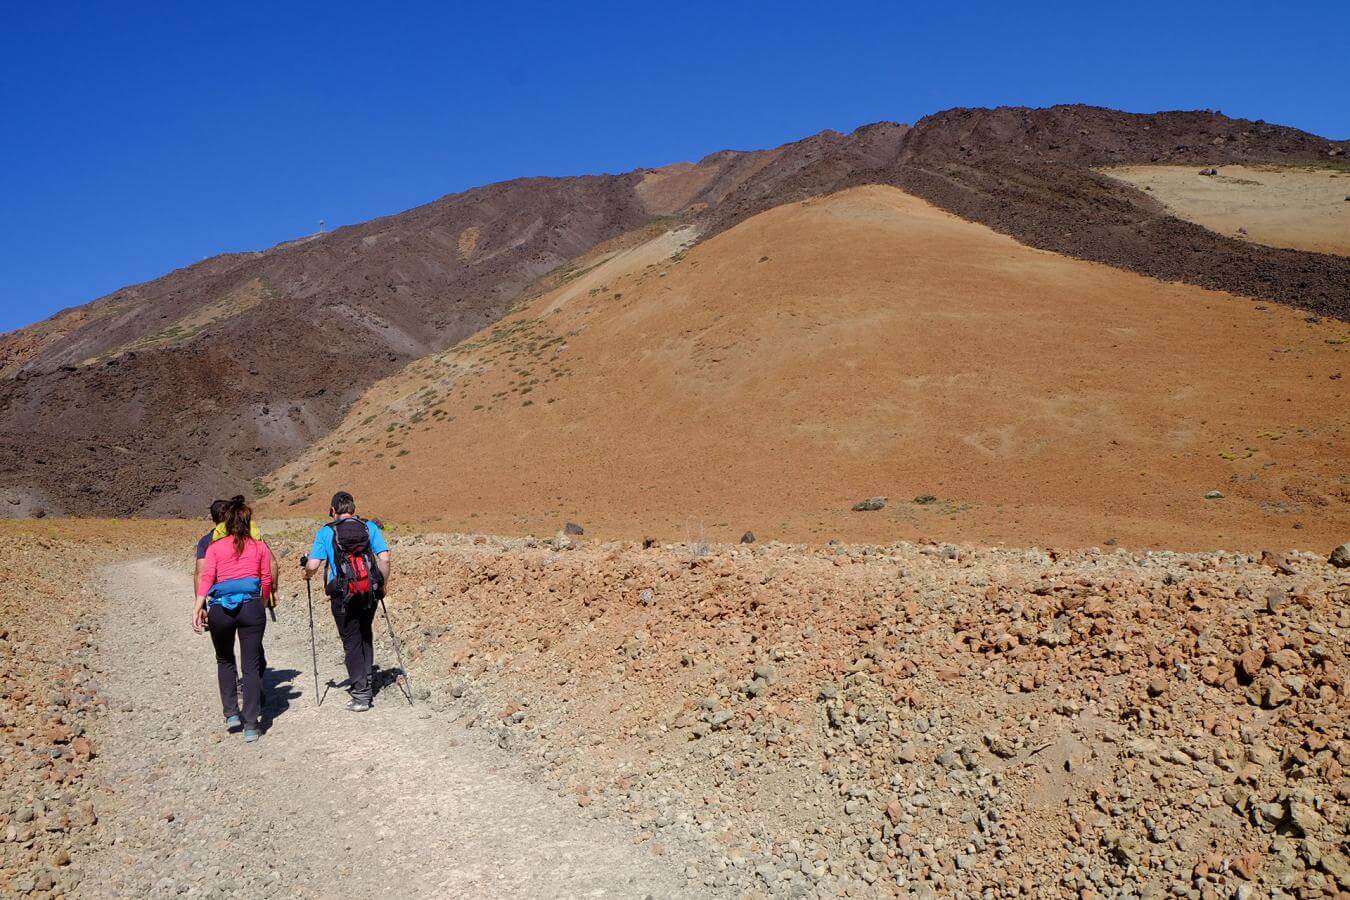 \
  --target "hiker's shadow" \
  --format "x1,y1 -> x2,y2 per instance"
261,668 -> 300,729
371,665 -> 411,703
316,667 -> 409,706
